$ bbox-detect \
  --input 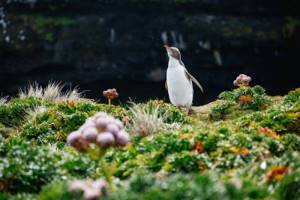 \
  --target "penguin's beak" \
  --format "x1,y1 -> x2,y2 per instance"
164,45 -> 171,53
